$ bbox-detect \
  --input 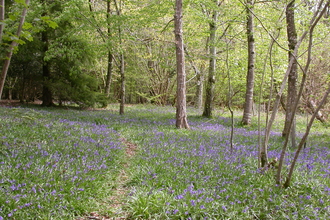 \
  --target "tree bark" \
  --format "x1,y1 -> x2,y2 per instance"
307,99 -> 326,123
174,0 -> 189,129
104,0 -> 113,98
203,2 -> 219,118
41,31 -> 53,107
119,53 -> 125,115
242,0 -> 256,125
114,0 -> 125,114
195,67 -> 204,110
0,0 -> 30,100
282,0 -> 298,147
105,52 -> 113,98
